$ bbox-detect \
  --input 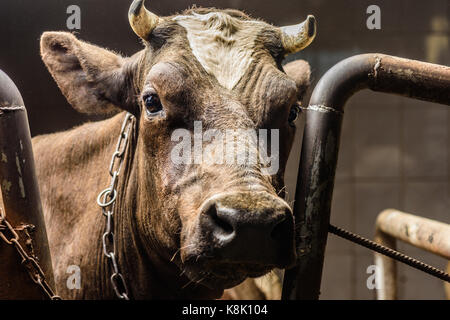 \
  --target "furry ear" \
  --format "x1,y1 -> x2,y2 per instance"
283,59 -> 311,102
40,32 -> 135,115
